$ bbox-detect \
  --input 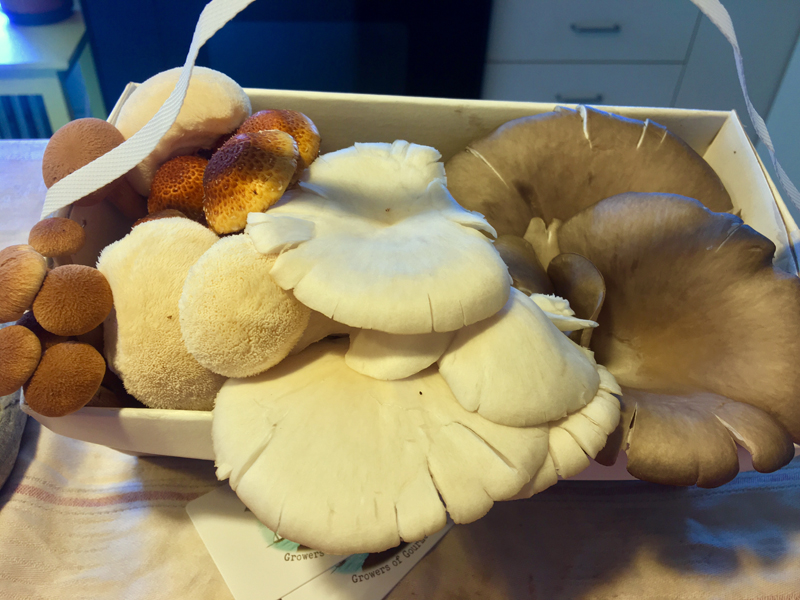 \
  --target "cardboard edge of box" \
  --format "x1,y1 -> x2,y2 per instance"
27,88 -> 800,481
